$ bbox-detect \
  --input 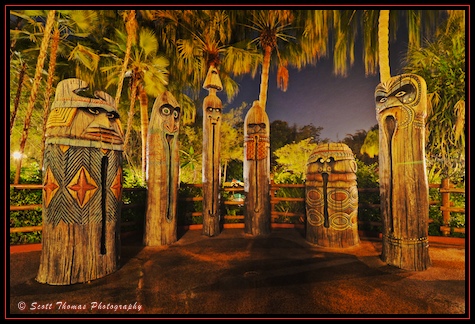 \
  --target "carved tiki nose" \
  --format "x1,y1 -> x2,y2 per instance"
91,112 -> 112,129
164,119 -> 177,133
